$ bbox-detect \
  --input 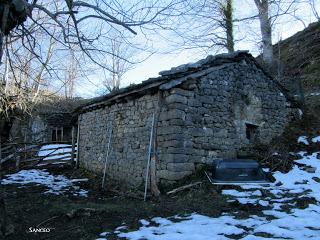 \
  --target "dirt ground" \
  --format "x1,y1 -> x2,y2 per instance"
1,166 -> 268,240
2,108 -> 319,240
